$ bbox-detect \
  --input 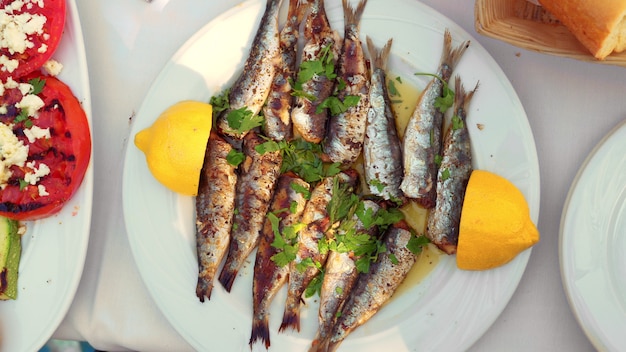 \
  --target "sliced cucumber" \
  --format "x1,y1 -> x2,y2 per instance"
0,216 -> 21,300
